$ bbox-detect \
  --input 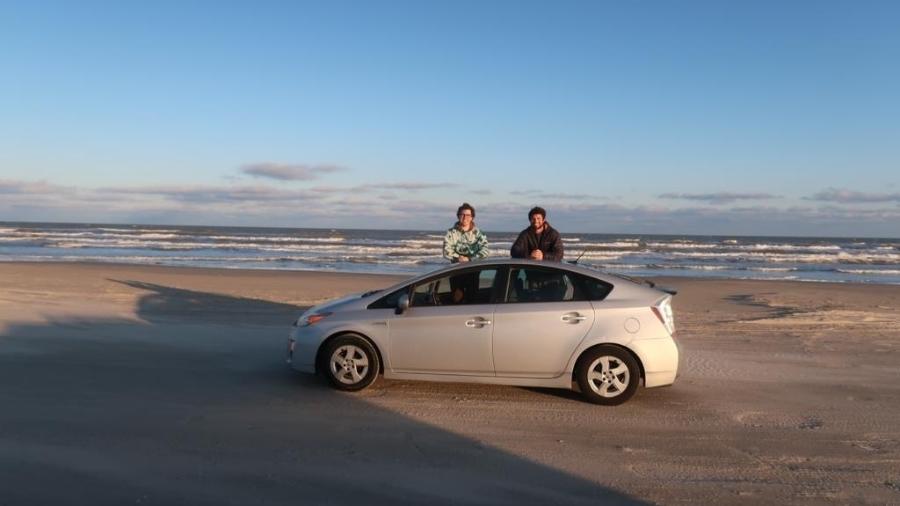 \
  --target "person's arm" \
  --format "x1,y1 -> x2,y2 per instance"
472,229 -> 490,259
443,229 -> 459,261
510,230 -> 529,258
546,229 -> 564,261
